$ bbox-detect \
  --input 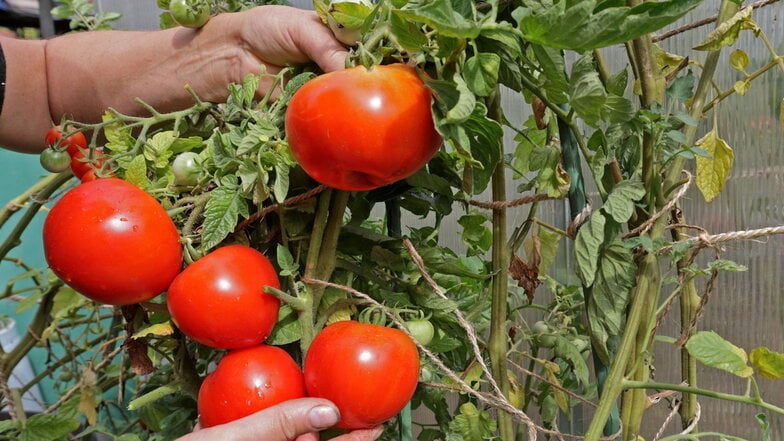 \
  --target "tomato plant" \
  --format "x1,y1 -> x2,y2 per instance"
198,345 -> 306,428
166,244 -> 281,349
169,0 -> 210,28
303,321 -> 420,429
42,178 -> 183,305
285,63 -> 442,191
